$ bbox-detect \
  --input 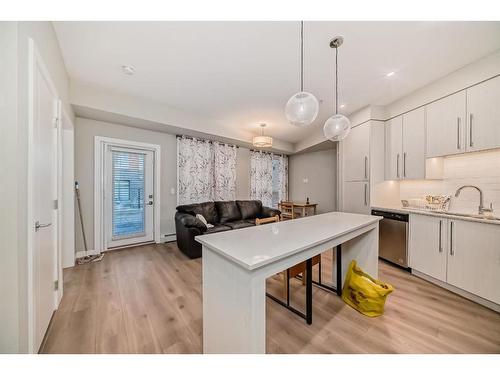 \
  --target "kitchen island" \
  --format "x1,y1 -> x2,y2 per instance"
196,211 -> 382,354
